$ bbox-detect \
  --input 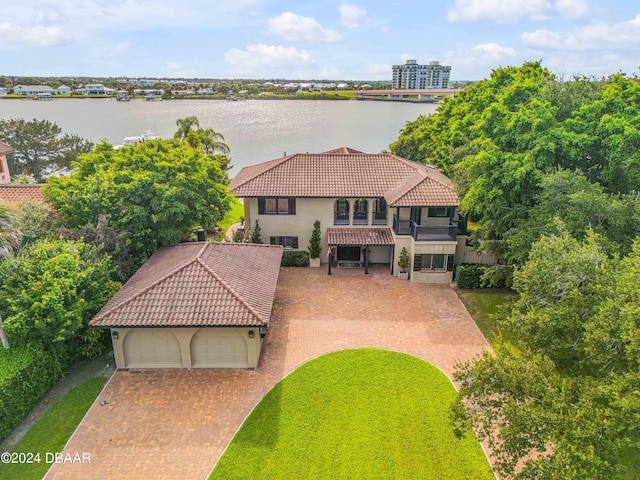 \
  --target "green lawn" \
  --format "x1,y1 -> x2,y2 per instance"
209,349 -> 494,480
0,377 -> 107,480
215,196 -> 244,241
457,290 -> 517,346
